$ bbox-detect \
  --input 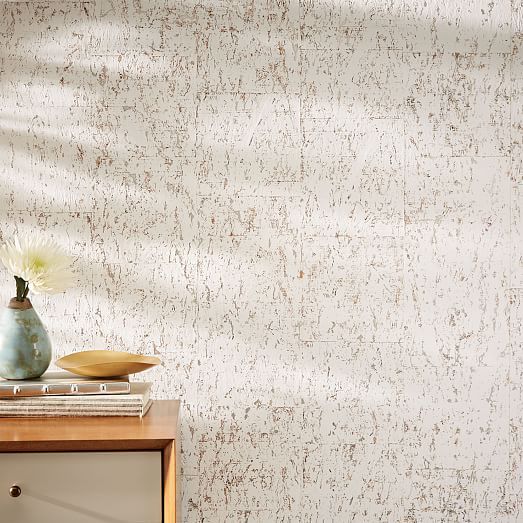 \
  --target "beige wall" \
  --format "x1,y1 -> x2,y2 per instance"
1,0 -> 522,520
